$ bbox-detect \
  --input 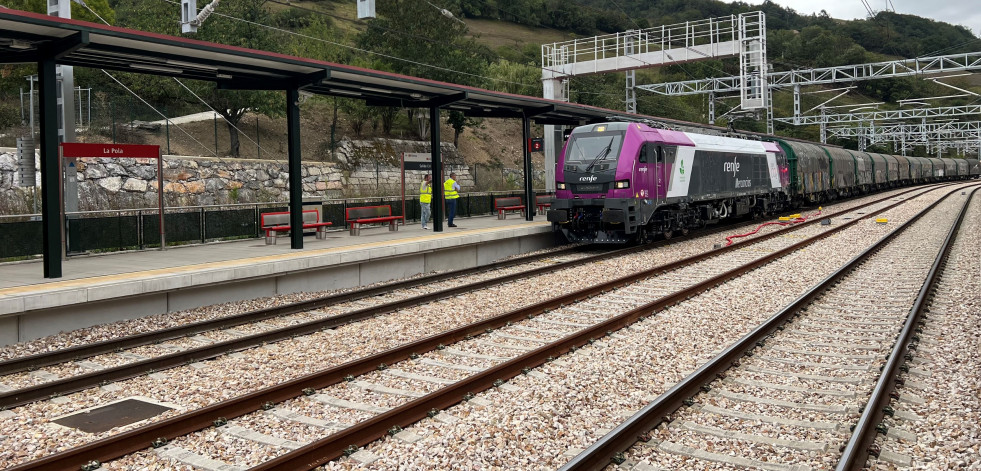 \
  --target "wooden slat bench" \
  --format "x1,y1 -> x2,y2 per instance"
260,210 -> 332,245
493,197 -> 525,219
345,205 -> 404,236
535,195 -> 554,215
